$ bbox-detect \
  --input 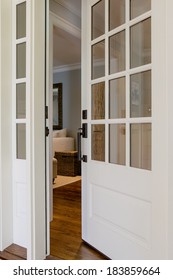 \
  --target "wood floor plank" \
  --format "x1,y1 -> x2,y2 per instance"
50,180 -> 107,260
